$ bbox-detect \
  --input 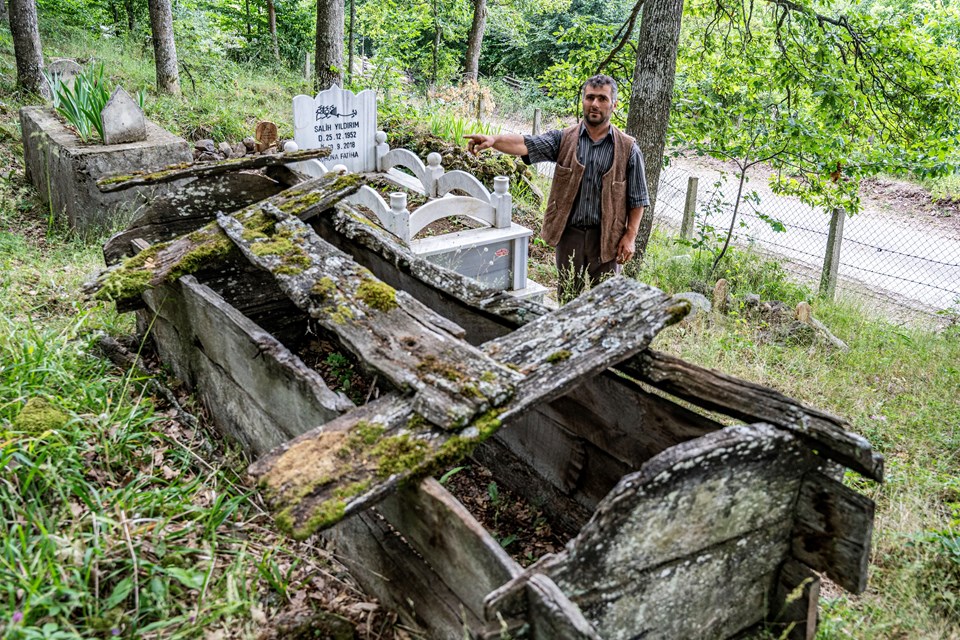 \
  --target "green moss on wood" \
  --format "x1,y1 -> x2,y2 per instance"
418,354 -> 464,382
311,277 -> 337,299
371,434 -> 431,478
356,279 -> 397,312
546,349 -> 572,364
